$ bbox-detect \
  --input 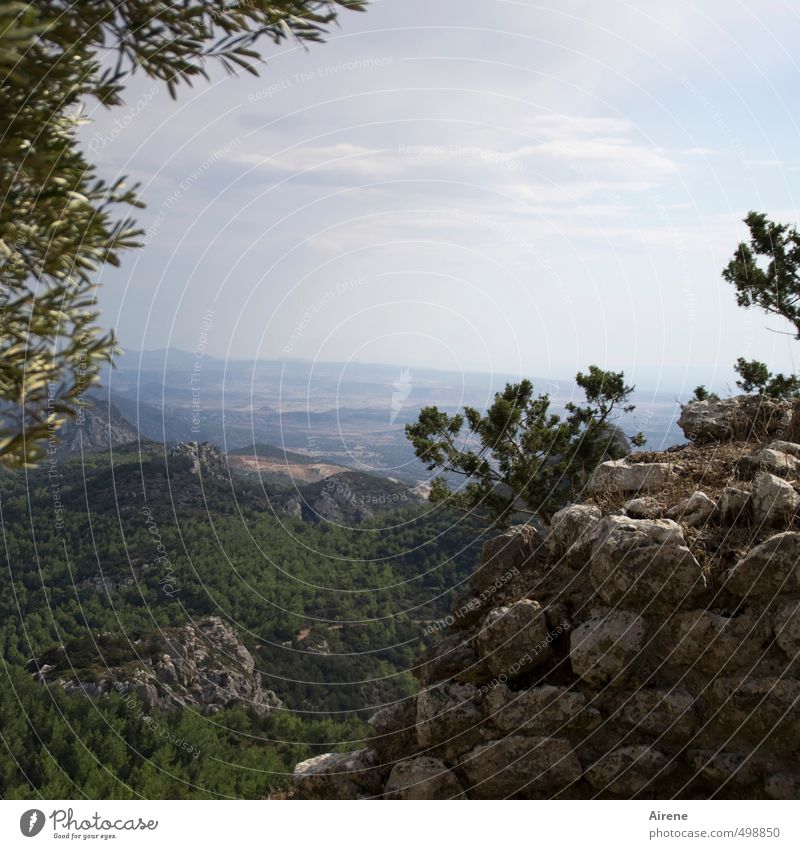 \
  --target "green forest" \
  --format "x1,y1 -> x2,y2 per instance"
0,442 -> 482,797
